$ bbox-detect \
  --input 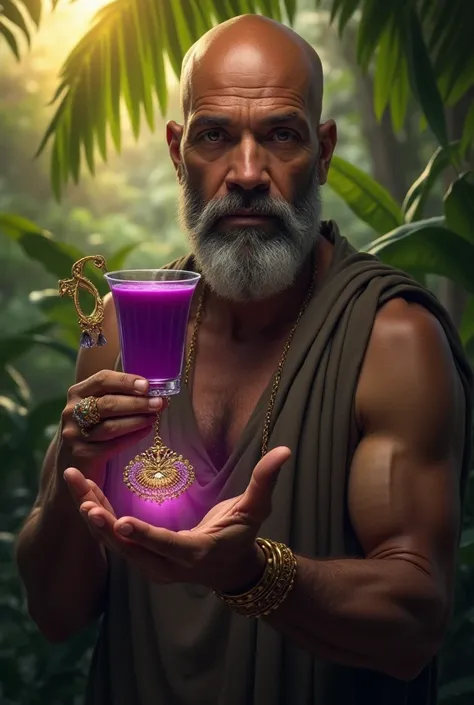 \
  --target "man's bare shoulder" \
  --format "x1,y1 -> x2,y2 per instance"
355,297 -> 464,447
369,297 -> 450,355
